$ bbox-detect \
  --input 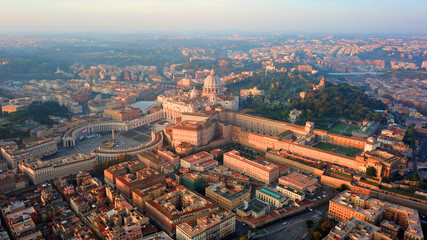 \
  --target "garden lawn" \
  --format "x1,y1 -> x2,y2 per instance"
314,142 -> 336,151
337,147 -> 358,156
